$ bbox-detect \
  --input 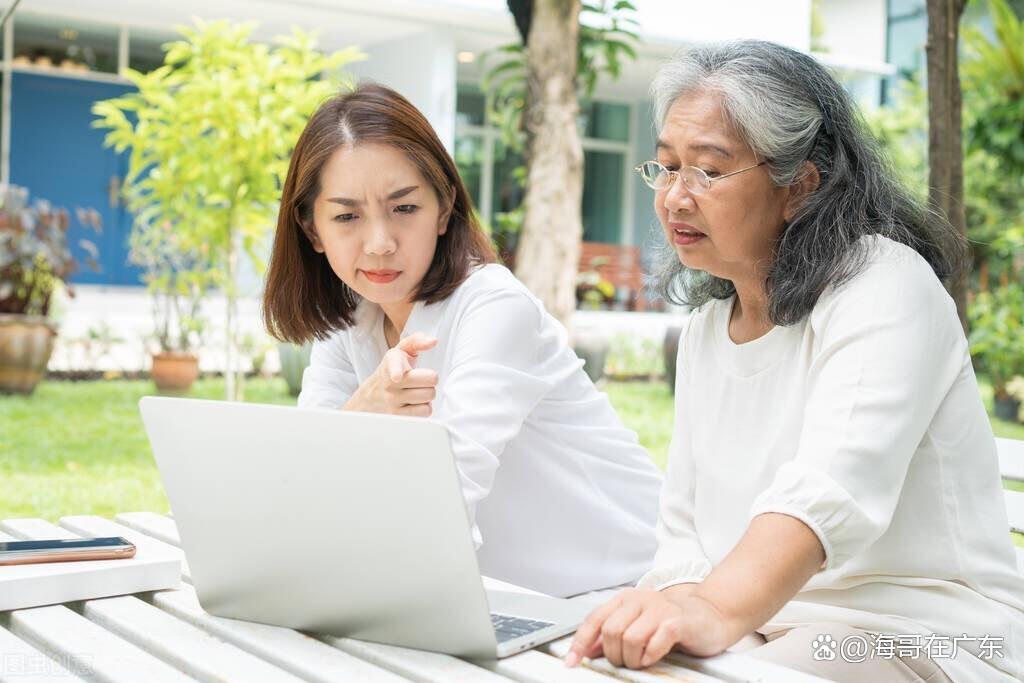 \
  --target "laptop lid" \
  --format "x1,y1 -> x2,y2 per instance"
139,396 -> 498,658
